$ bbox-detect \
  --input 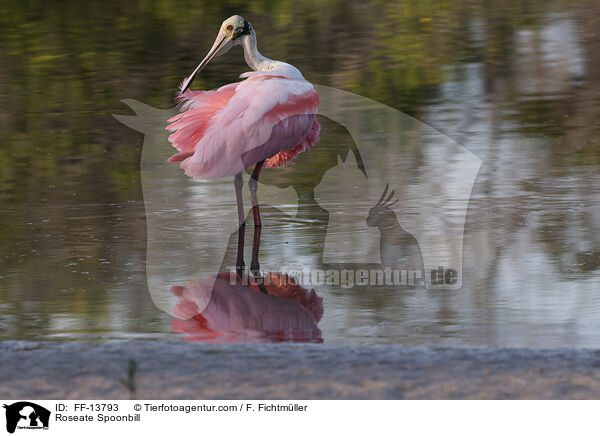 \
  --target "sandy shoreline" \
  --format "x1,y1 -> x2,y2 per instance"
1,341 -> 600,399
